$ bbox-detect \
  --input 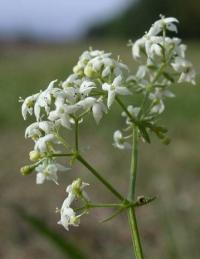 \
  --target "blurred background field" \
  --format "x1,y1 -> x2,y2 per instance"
0,0 -> 200,259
